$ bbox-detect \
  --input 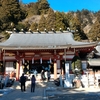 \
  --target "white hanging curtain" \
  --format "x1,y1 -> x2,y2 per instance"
50,58 -> 52,63
32,58 -> 34,64
22,58 -> 24,64
40,58 -> 42,64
